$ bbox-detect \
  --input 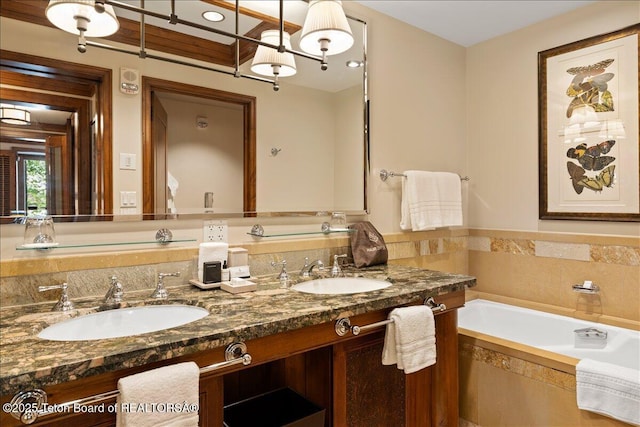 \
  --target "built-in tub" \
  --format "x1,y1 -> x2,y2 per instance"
457,299 -> 640,427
